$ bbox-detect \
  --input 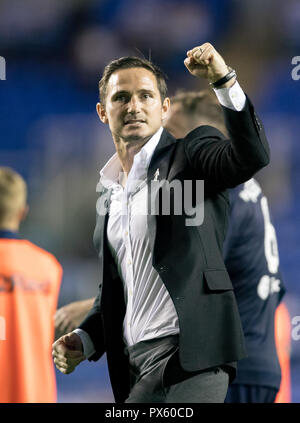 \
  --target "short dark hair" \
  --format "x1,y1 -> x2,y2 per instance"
170,89 -> 228,136
98,56 -> 168,105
